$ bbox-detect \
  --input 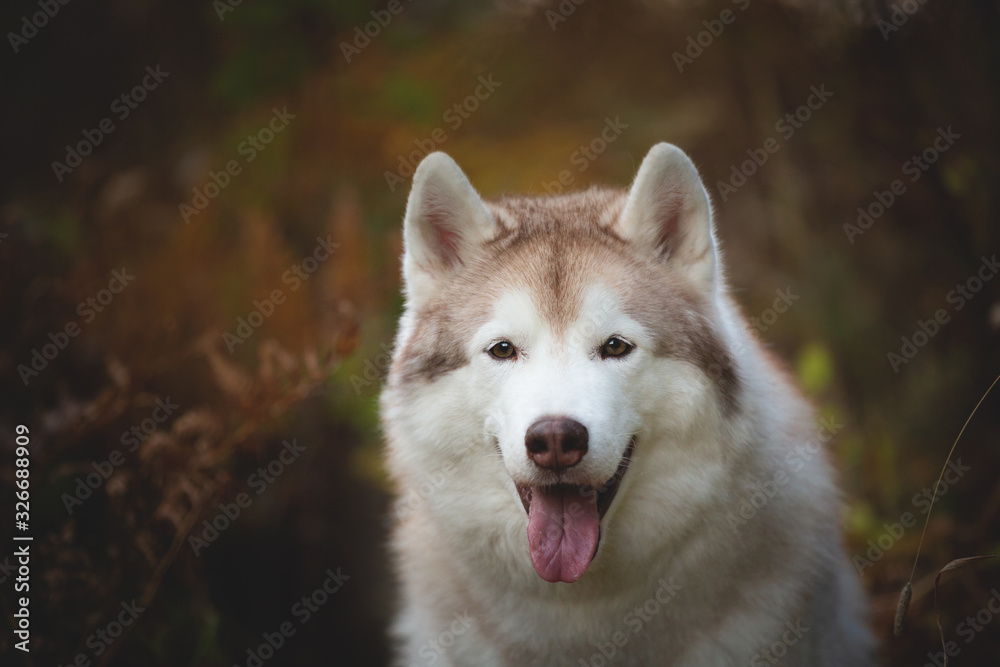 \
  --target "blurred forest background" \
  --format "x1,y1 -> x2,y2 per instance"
1,0 -> 999,665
